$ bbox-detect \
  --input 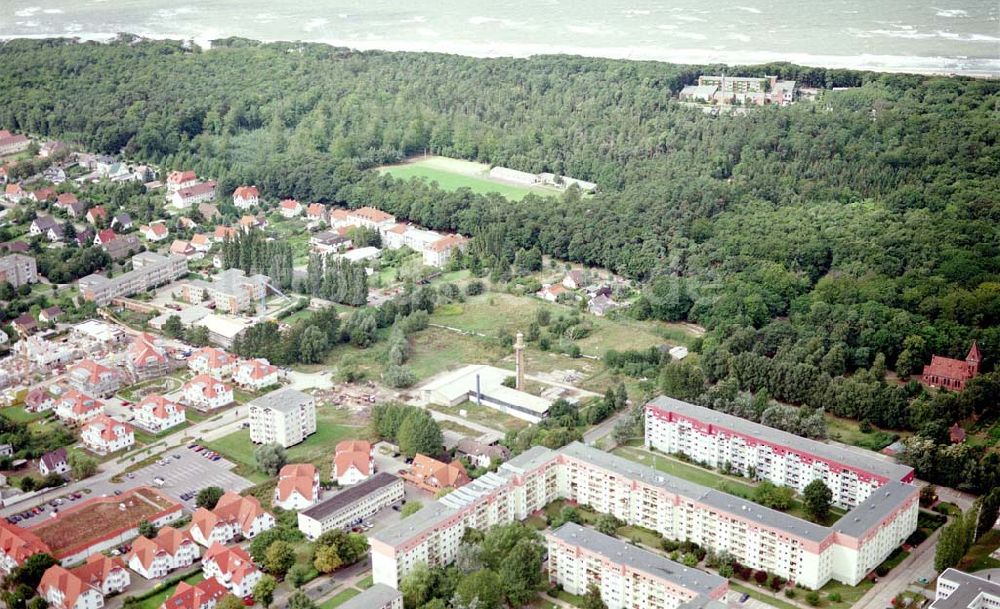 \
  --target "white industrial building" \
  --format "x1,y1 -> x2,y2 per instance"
418,364 -> 551,423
